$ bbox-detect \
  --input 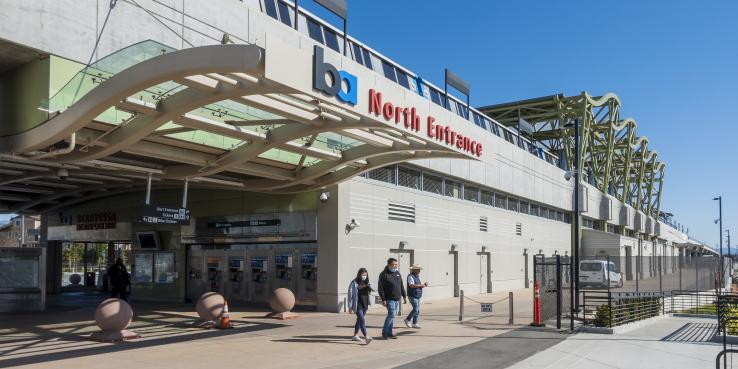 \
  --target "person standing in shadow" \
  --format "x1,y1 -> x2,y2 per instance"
108,258 -> 130,301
